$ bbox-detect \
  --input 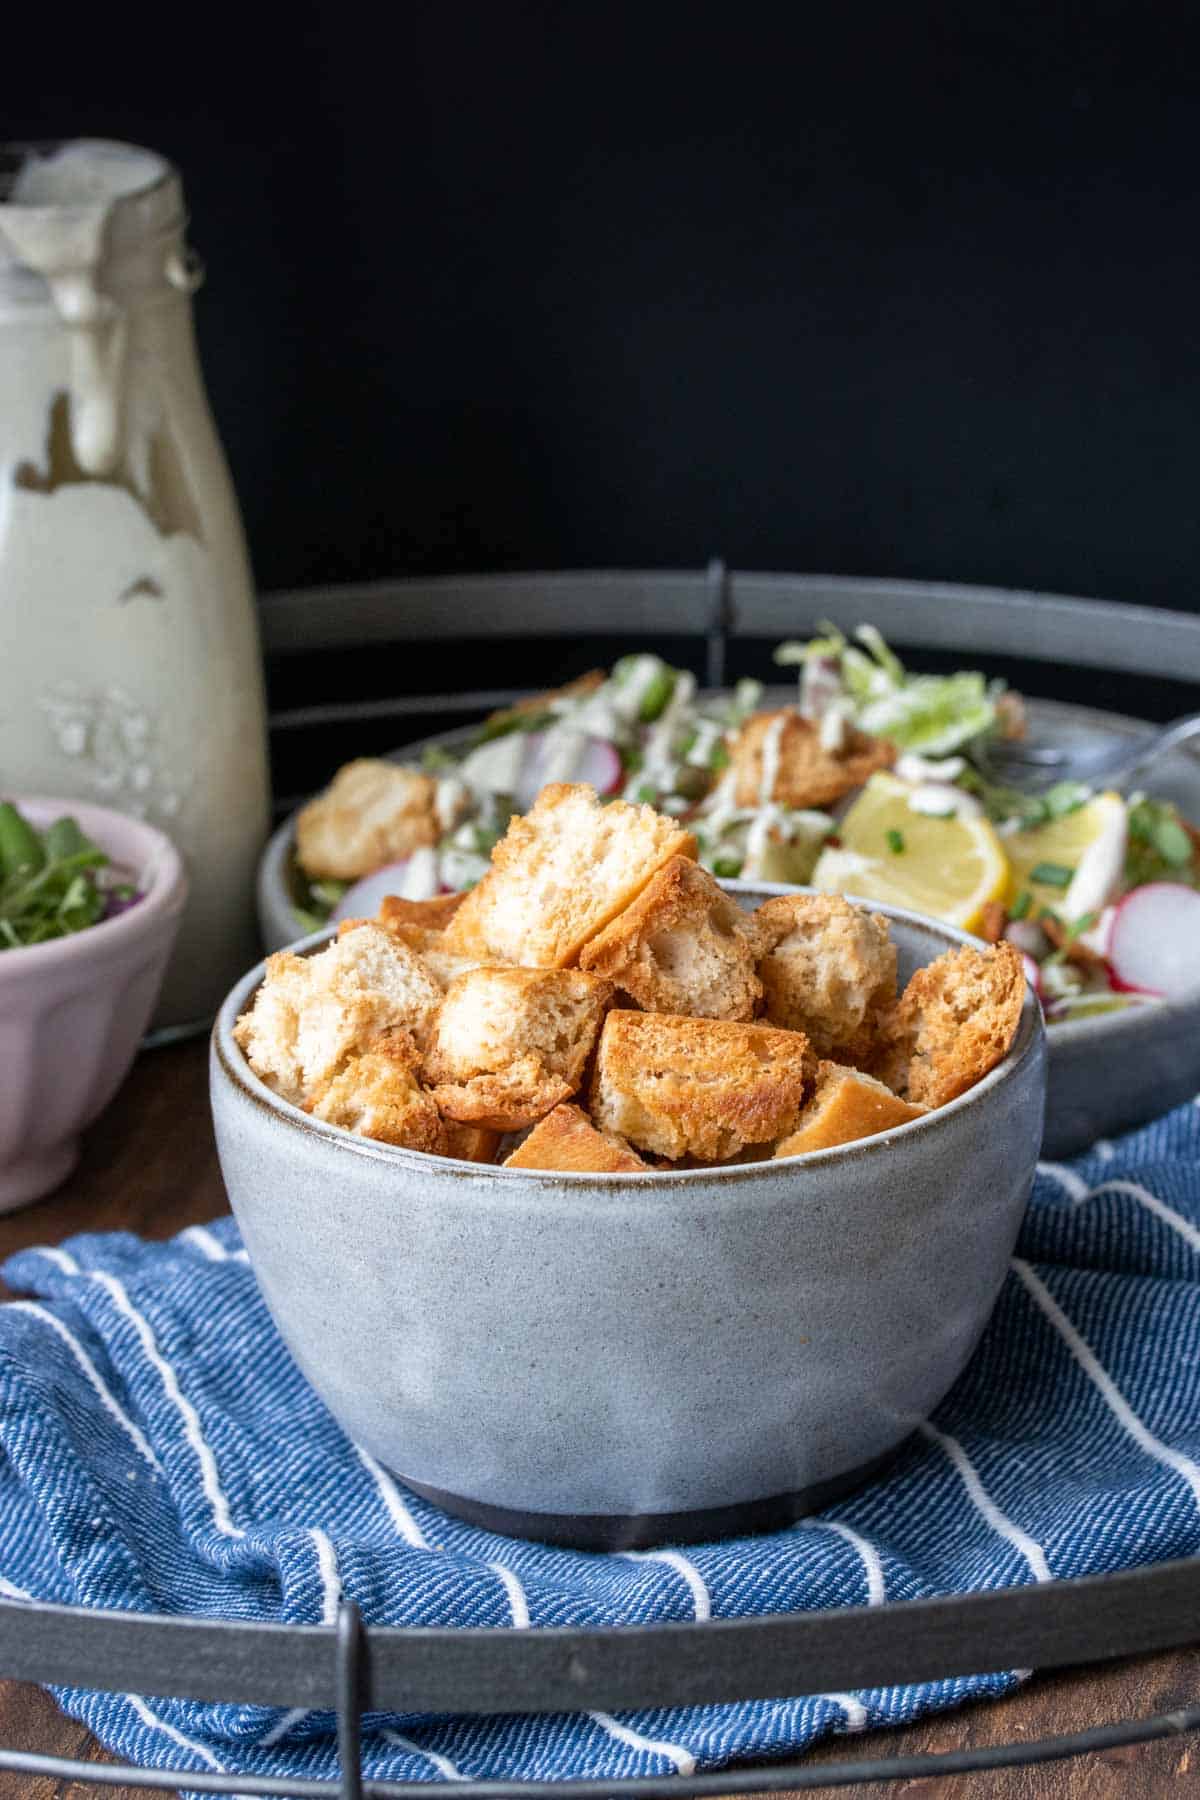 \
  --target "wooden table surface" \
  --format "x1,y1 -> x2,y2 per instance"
0,1041 -> 1194,1800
